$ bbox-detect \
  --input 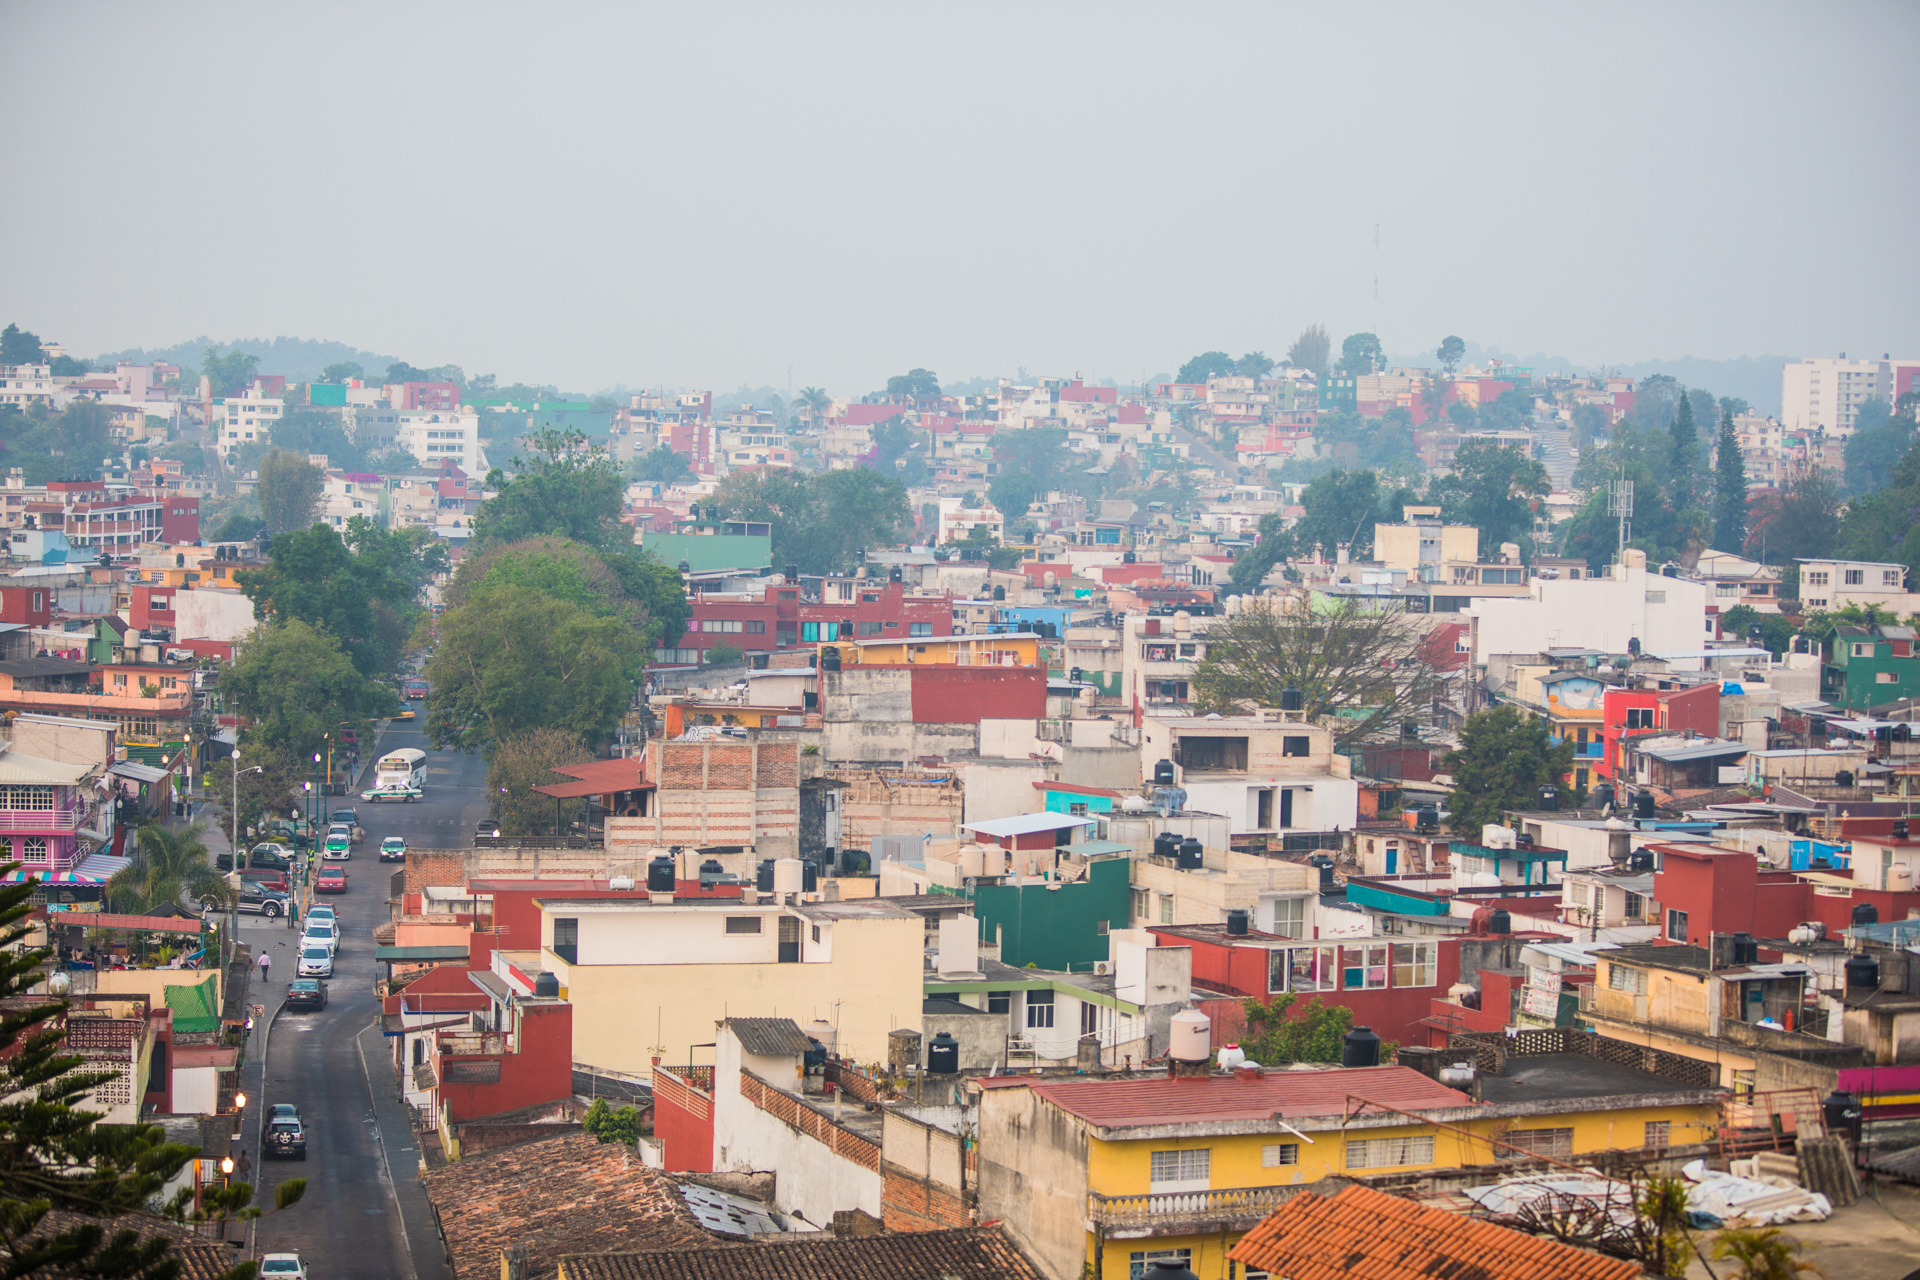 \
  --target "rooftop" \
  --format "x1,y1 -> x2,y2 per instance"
1019,1065 -> 1470,1131
555,1227 -> 1045,1280
1475,1053 -> 1701,1104
723,1016 -> 812,1058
